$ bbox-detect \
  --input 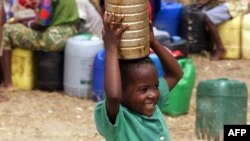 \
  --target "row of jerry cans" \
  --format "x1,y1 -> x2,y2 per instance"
12,48 -> 64,91
123,1 -> 249,57
11,33 -> 104,96
219,13 -> 250,59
